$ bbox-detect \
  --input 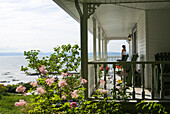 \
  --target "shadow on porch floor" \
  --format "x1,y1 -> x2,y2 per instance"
99,72 -> 170,100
